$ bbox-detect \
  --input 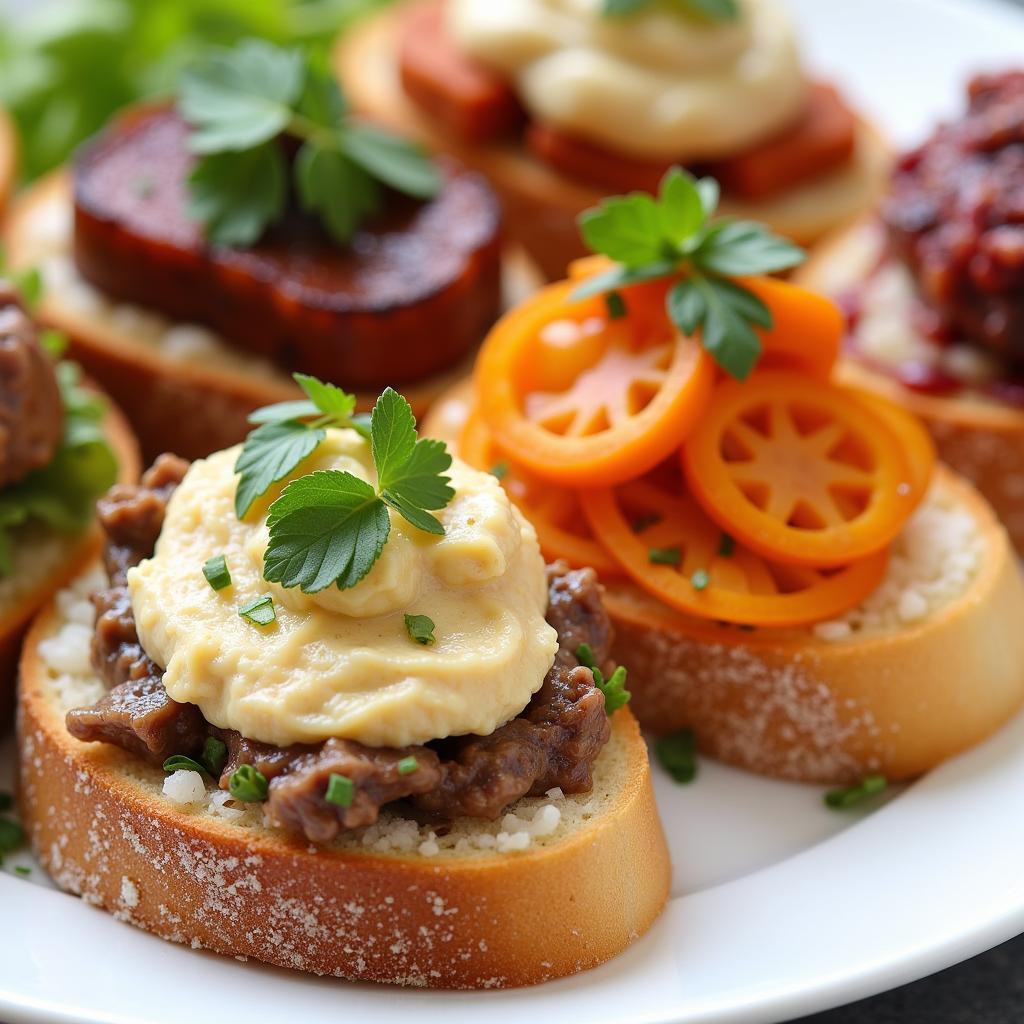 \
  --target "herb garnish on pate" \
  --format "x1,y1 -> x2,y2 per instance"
179,40 -> 440,247
574,168 -> 805,380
